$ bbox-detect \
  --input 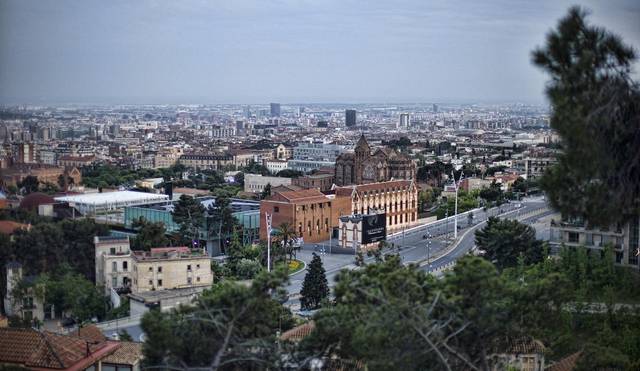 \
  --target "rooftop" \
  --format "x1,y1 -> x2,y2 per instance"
129,285 -> 208,303
0,327 -> 119,370
132,247 -> 208,261
271,189 -> 329,203
55,191 -> 169,206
